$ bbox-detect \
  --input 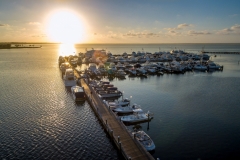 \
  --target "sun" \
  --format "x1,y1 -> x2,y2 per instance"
46,9 -> 85,43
